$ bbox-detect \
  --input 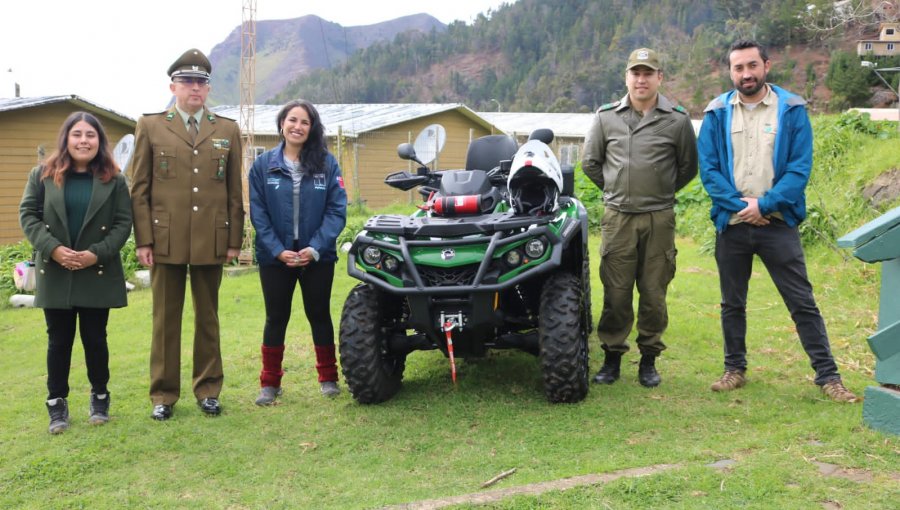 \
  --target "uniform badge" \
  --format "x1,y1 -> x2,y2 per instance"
337,176 -> 345,189
212,138 -> 230,150
313,173 -> 327,190
217,156 -> 226,179
165,111 -> 176,121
